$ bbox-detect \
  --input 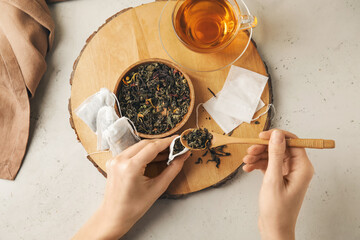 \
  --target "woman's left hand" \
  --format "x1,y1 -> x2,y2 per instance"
73,136 -> 190,240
